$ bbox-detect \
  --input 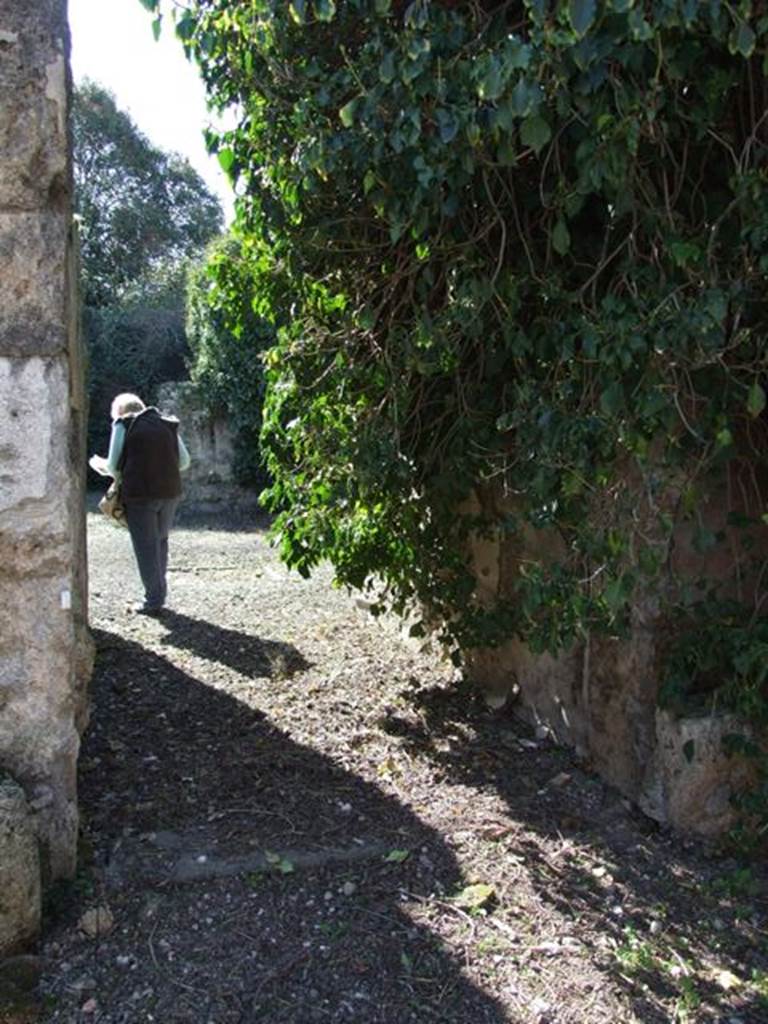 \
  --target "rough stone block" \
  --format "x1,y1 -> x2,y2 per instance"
469,636 -> 588,750
0,776 -> 41,956
0,576 -> 81,880
0,213 -> 70,357
156,382 -> 261,514
0,355 -> 71,513
586,620 -> 658,800
0,0 -> 69,211
639,711 -> 757,836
